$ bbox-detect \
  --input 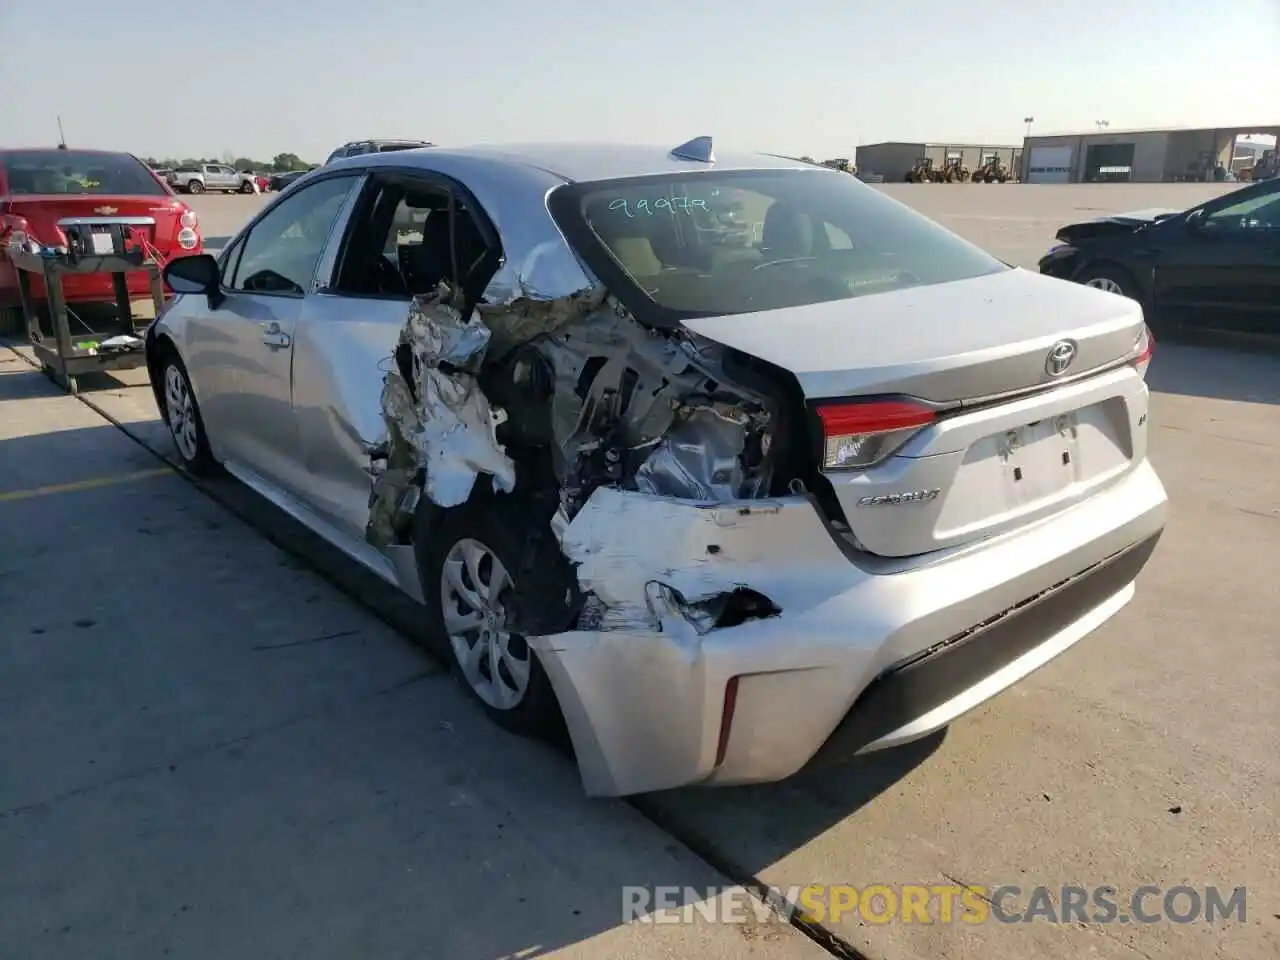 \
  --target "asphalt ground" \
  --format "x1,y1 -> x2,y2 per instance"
2,181 -> 1275,960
